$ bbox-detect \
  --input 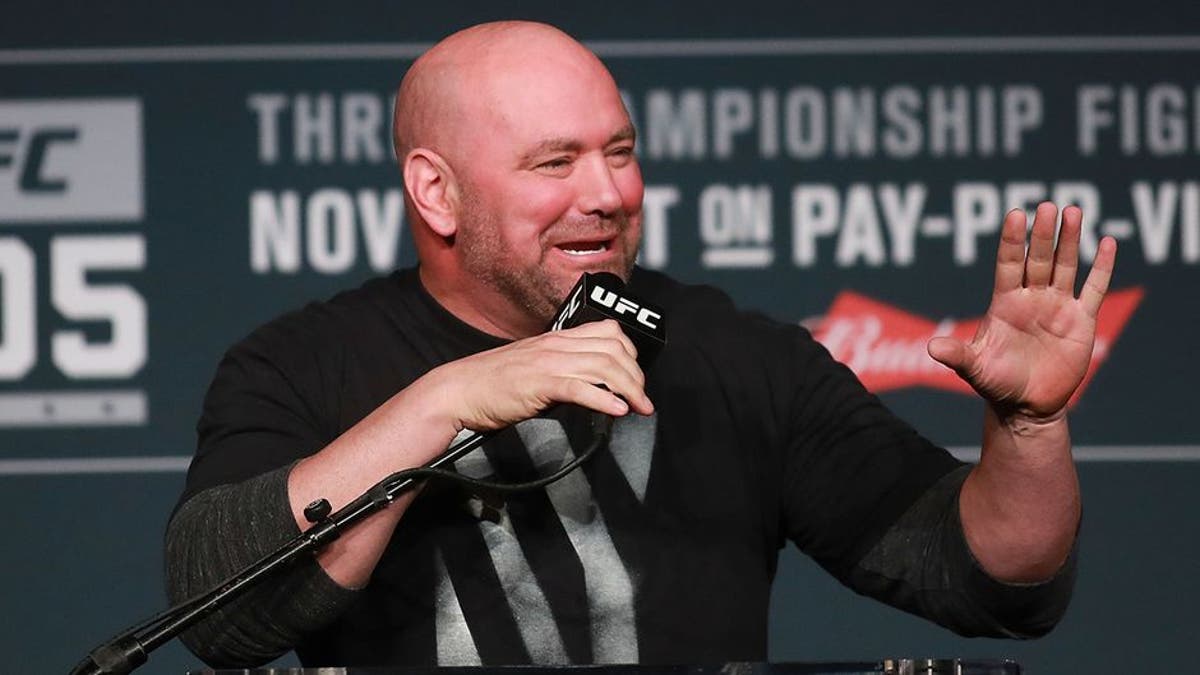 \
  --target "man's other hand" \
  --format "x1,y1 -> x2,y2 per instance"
927,202 -> 1118,421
